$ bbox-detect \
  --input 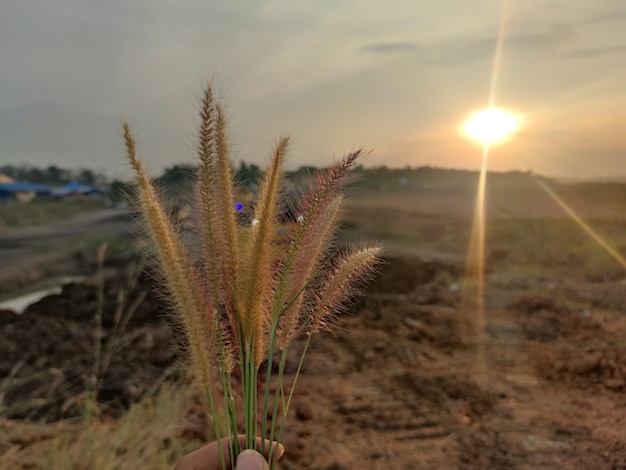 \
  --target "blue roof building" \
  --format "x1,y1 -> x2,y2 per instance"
51,181 -> 105,197
0,182 -> 53,203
